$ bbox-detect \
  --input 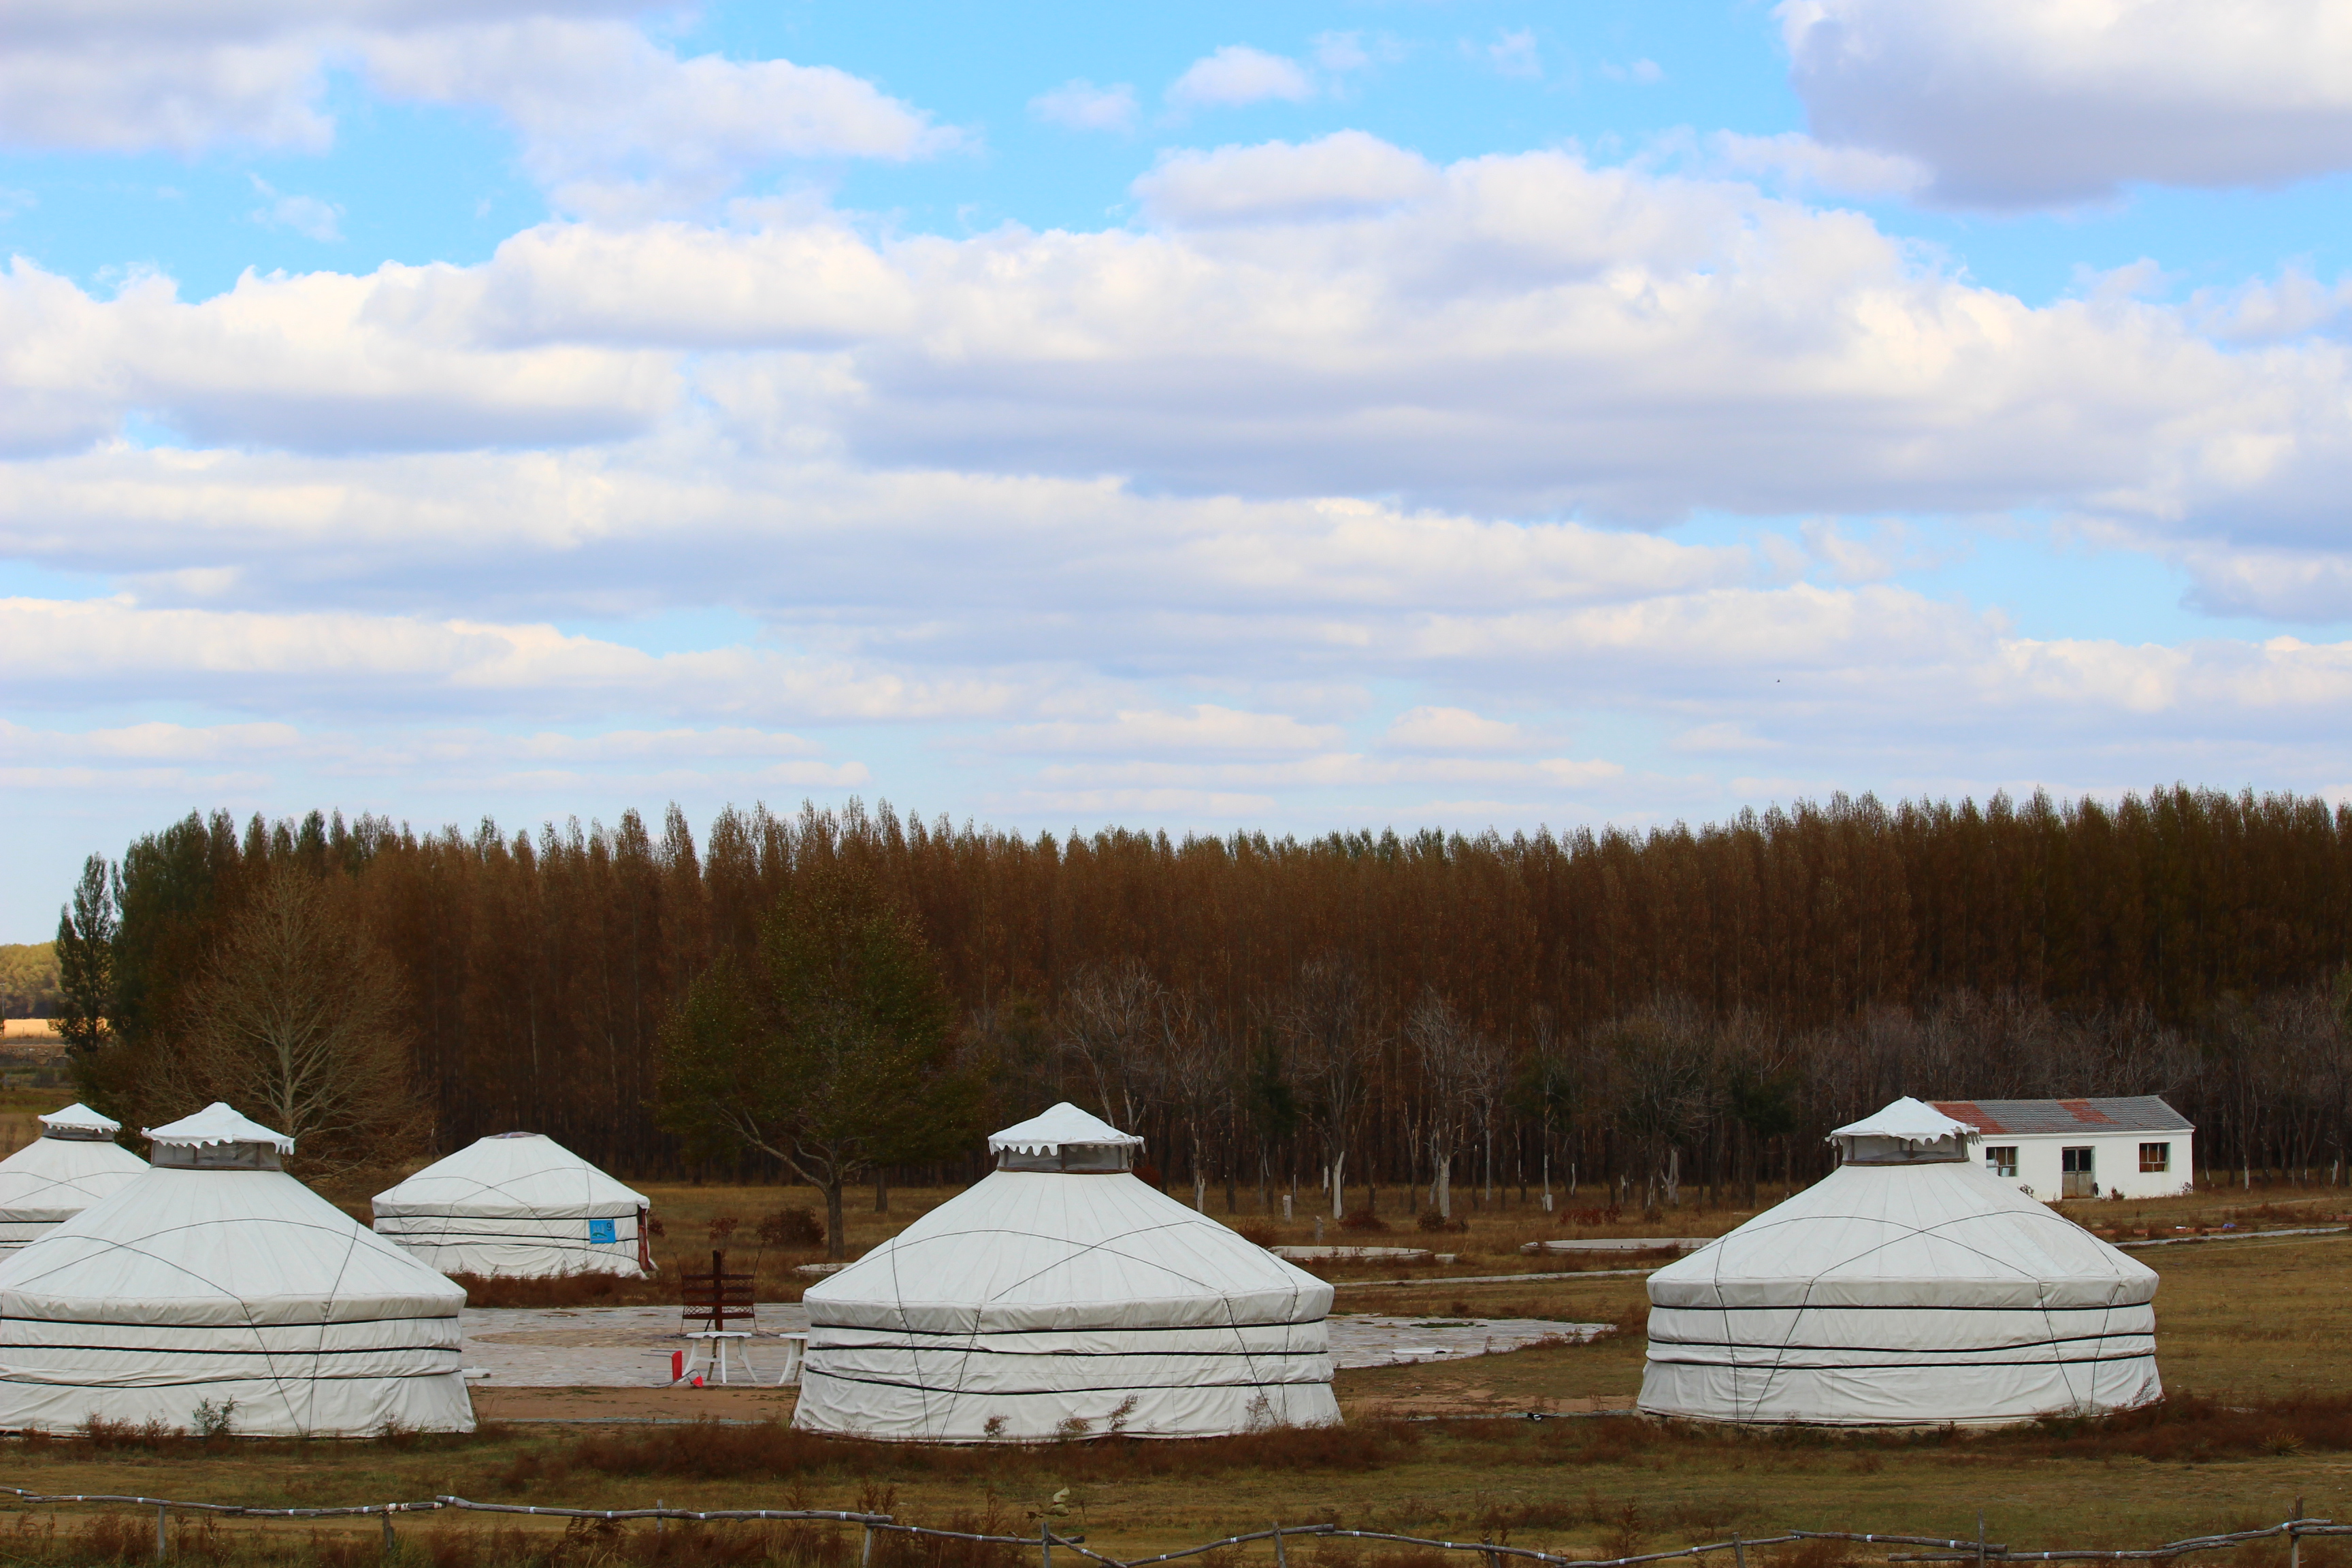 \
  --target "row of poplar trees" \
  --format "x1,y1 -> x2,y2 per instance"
48,787 -> 2352,1211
